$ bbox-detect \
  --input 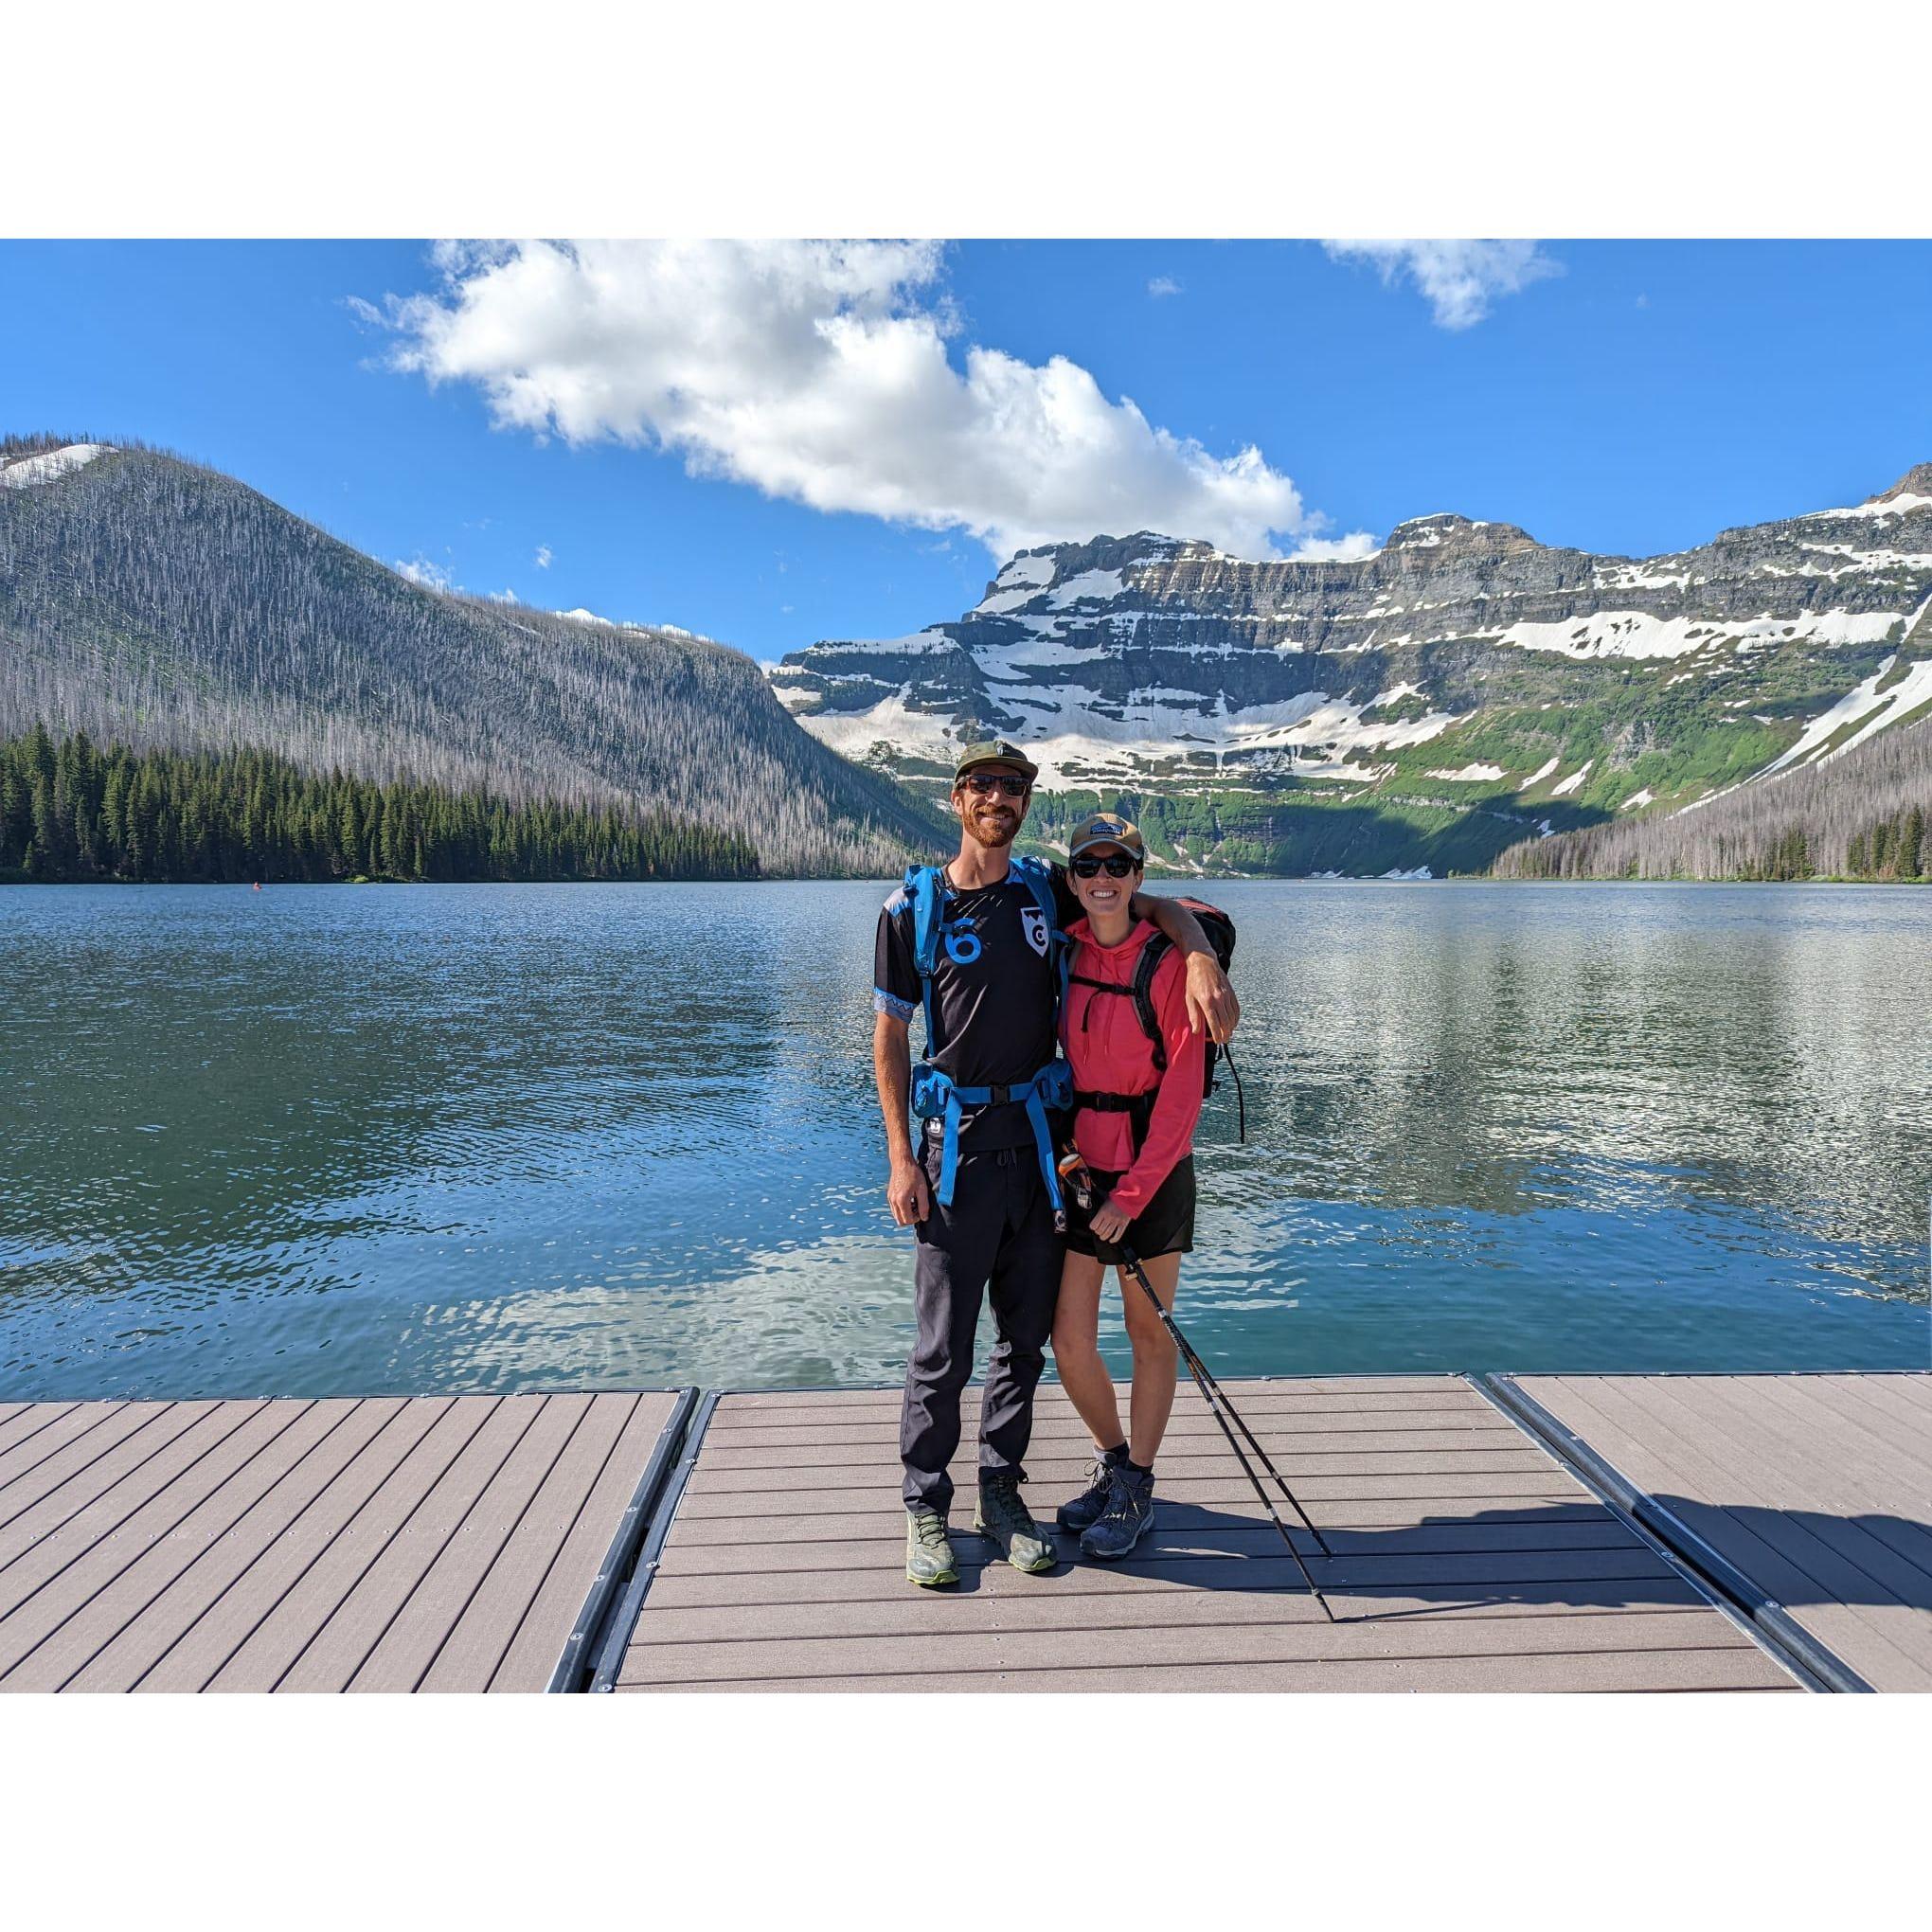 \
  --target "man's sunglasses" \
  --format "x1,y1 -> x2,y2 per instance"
961,773 -> 1029,797
1071,852 -> 1141,879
